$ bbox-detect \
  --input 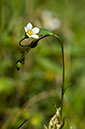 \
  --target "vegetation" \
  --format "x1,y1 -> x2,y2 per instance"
0,0 -> 85,128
